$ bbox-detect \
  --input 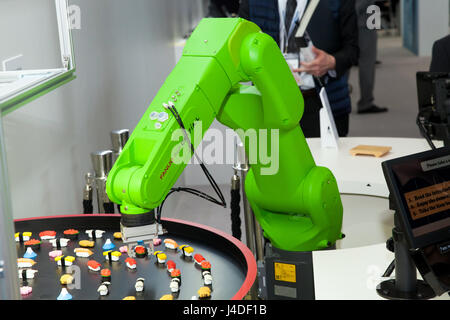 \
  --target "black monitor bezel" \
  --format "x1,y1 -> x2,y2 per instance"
382,147 -> 450,249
